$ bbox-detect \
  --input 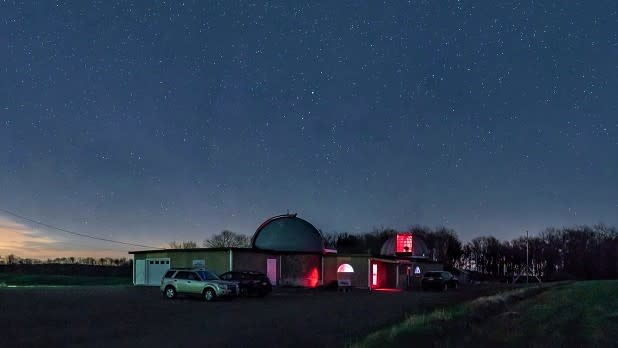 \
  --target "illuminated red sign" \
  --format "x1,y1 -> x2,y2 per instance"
396,234 -> 413,253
